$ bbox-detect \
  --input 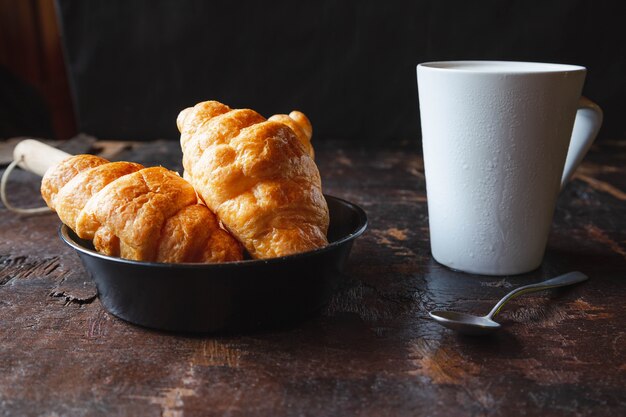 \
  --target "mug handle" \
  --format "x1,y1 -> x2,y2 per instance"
560,97 -> 603,190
